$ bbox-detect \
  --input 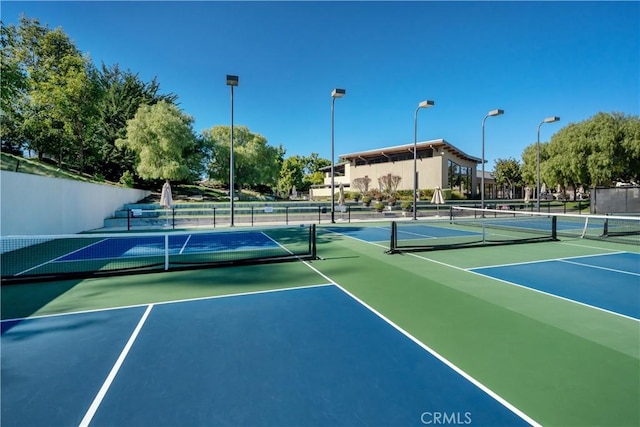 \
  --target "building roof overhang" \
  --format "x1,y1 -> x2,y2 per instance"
339,139 -> 482,164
